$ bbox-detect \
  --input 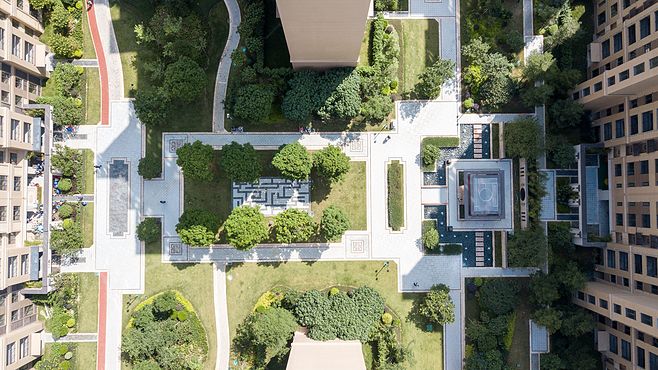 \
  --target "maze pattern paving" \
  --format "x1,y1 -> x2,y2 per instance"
232,177 -> 311,216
